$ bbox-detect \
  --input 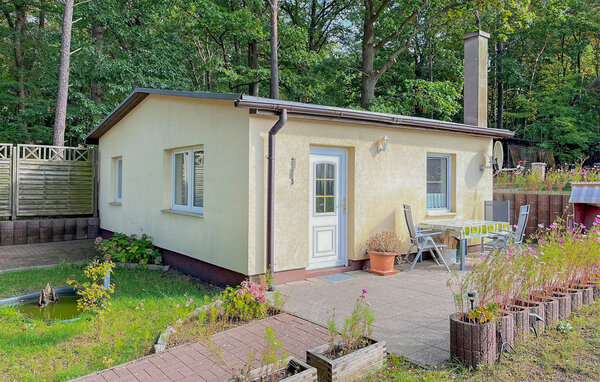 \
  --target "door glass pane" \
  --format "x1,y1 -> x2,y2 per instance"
427,156 -> 448,209
325,197 -> 335,213
315,161 -> 336,214
193,151 -> 204,208
315,163 -> 324,179
316,197 -> 325,213
174,152 -> 188,205
316,180 -> 324,196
